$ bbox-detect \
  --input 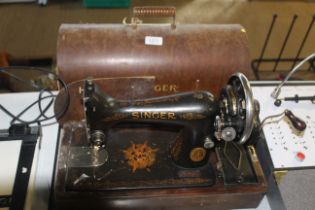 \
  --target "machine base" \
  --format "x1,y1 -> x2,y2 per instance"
52,124 -> 267,210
